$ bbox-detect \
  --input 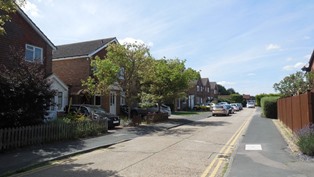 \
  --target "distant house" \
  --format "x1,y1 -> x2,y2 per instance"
177,78 -> 212,110
210,82 -> 218,101
52,38 -> 122,115
0,7 -> 68,119
201,78 -> 211,103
